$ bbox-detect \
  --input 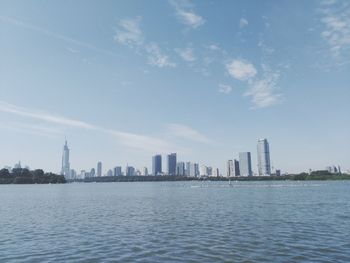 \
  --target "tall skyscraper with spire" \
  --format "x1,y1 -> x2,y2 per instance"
61,140 -> 70,179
